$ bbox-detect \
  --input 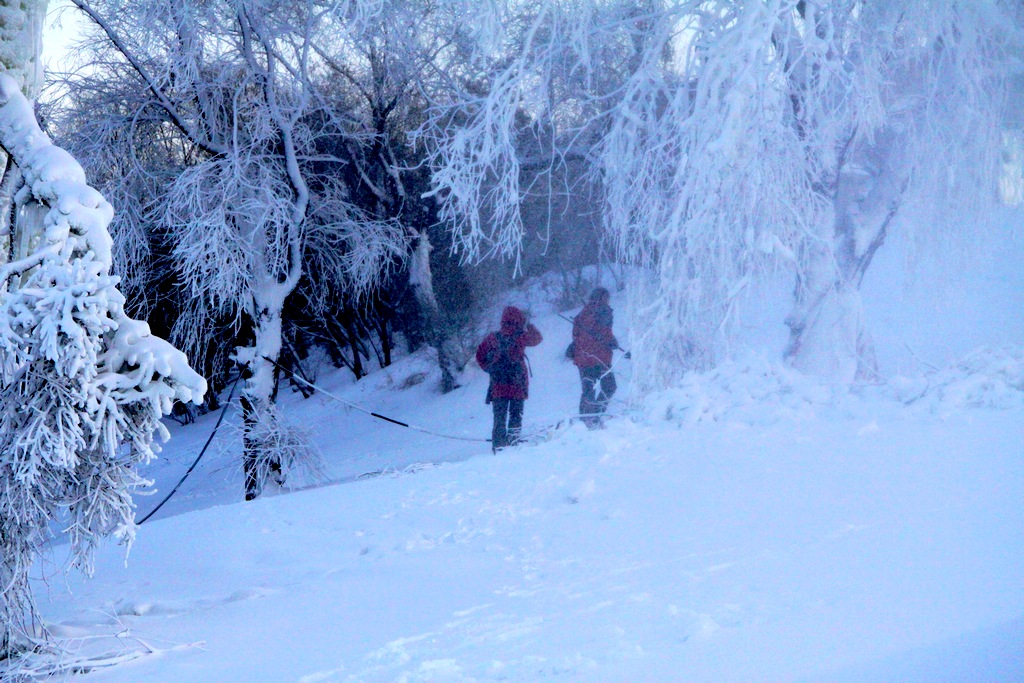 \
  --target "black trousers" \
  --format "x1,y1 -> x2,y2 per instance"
491,397 -> 525,450
579,364 -> 616,427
